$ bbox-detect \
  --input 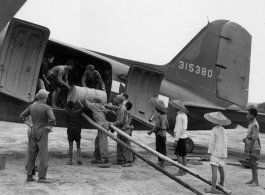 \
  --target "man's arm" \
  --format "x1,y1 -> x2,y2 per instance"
174,116 -> 182,141
248,125 -> 259,151
207,130 -> 215,156
95,71 -> 106,90
57,68 -> 68,87
81,71 -> 87,87
19,106 -> 31,123
47,107 -> 56,126
148,113 -> 160,135
113,107 -> 126,126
